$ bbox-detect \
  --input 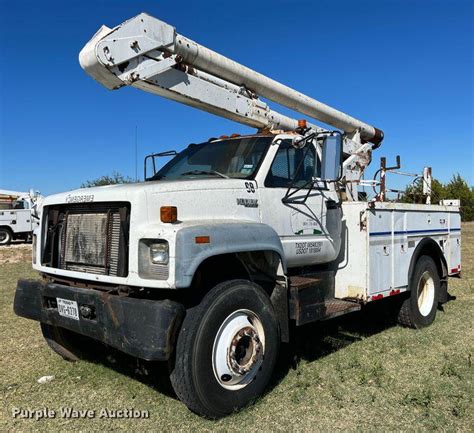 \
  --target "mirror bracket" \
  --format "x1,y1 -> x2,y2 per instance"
144,150 -> 178,180
281,131 -> 342,205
